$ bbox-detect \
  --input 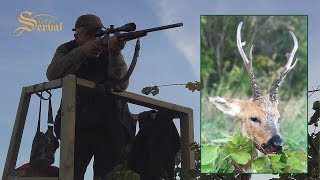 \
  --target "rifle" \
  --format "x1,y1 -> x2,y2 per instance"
95,22 -> 183,46
95,22 -> 183,86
